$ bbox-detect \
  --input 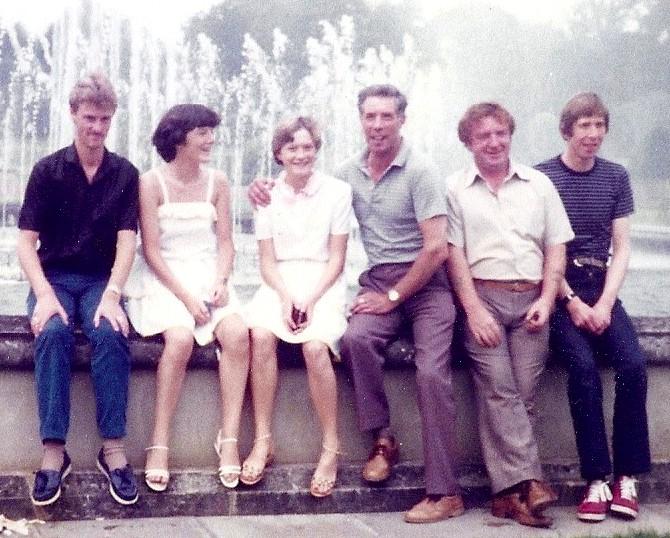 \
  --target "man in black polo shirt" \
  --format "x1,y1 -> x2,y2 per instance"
17,72 -> 140,506
536,93 -> 650,523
